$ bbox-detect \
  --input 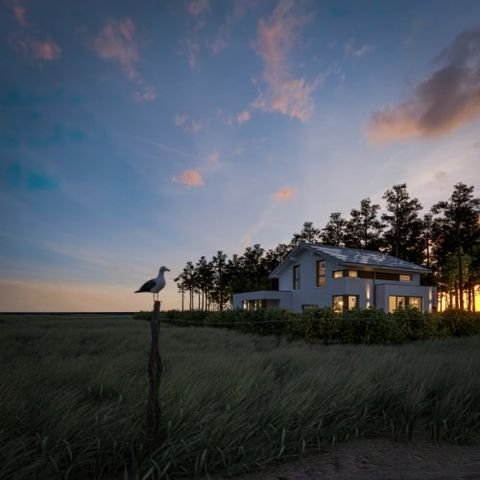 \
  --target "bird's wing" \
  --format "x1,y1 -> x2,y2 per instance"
135,278 -> 156,292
